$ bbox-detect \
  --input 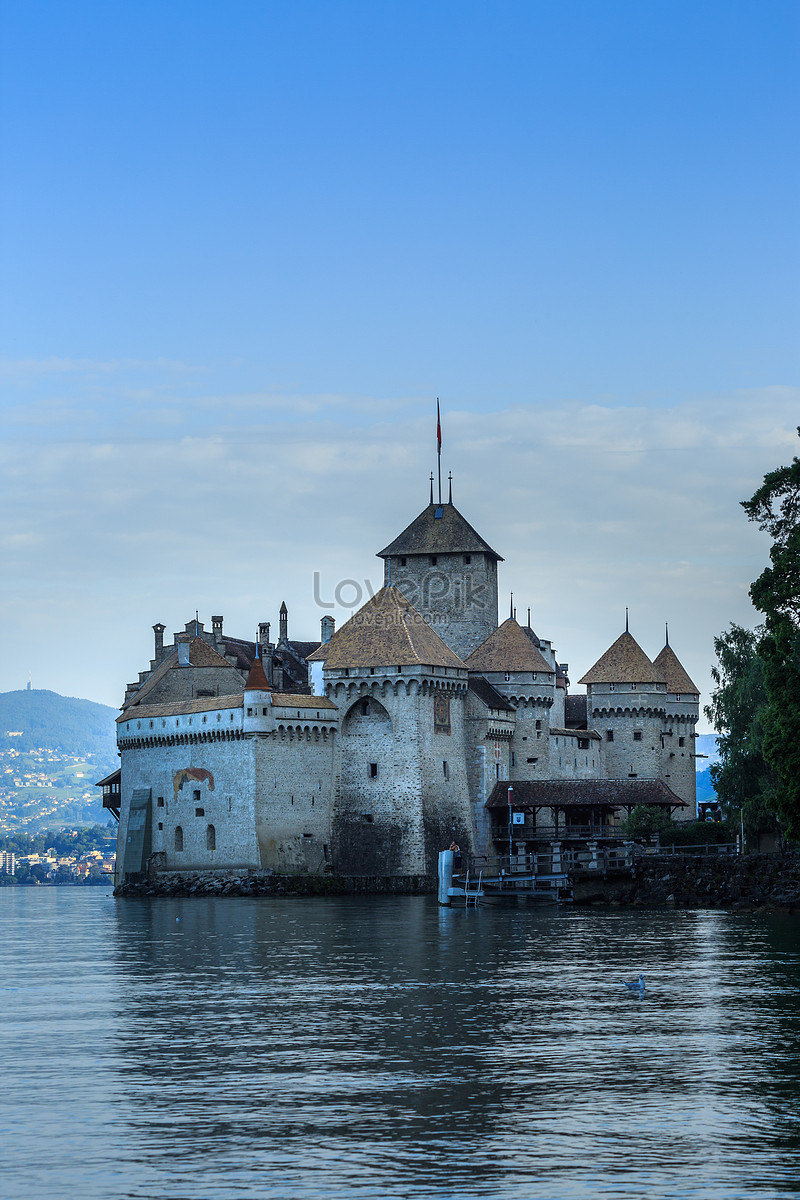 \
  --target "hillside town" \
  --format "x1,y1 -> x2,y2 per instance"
0,744 -> 113,832
0,844 -> 115,883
